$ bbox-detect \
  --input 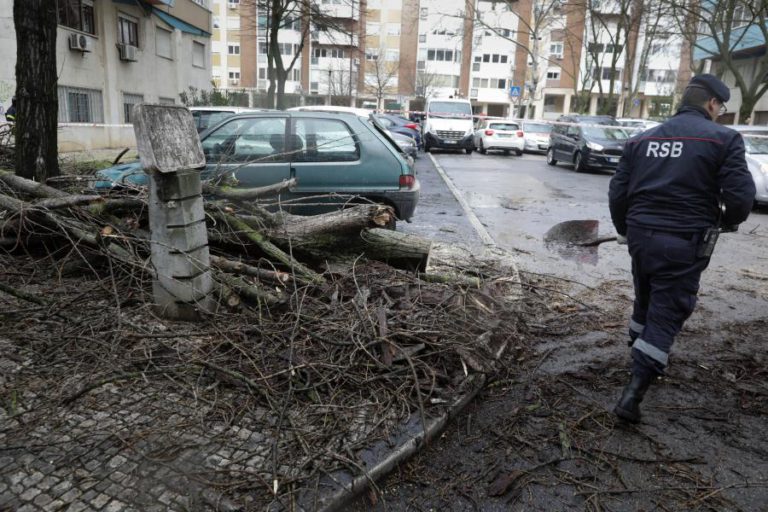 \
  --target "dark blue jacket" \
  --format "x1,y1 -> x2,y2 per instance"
609,106 -> 755,235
